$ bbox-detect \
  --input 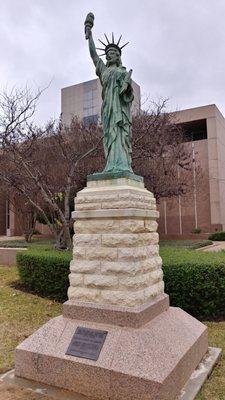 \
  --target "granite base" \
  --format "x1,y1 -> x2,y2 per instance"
3,348 -> 221,400
63,293 -> 169,328
15,306 -> 208,400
